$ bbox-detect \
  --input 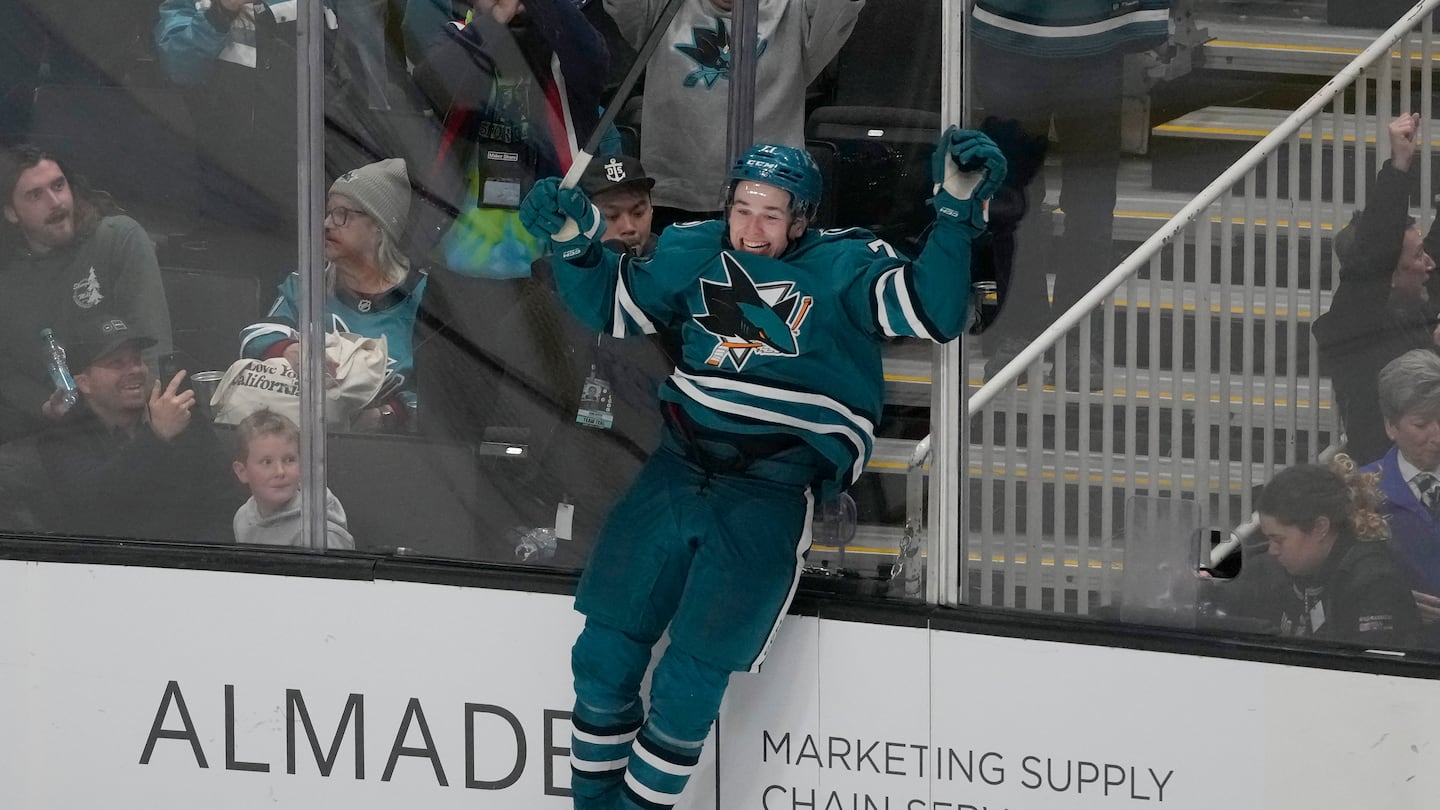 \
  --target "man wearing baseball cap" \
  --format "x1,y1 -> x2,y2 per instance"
580,154 -> 657,258
0,145 -> 173,443
37,313 -> 236,542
